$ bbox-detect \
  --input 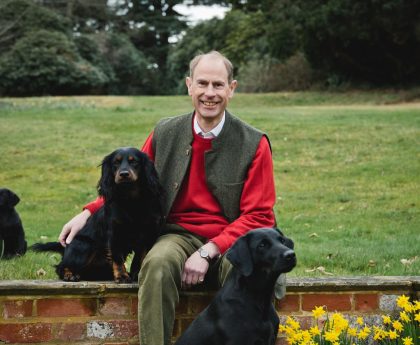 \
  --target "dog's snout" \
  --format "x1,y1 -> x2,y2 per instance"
119,170 -> 130,178
283,249 -> 296,261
